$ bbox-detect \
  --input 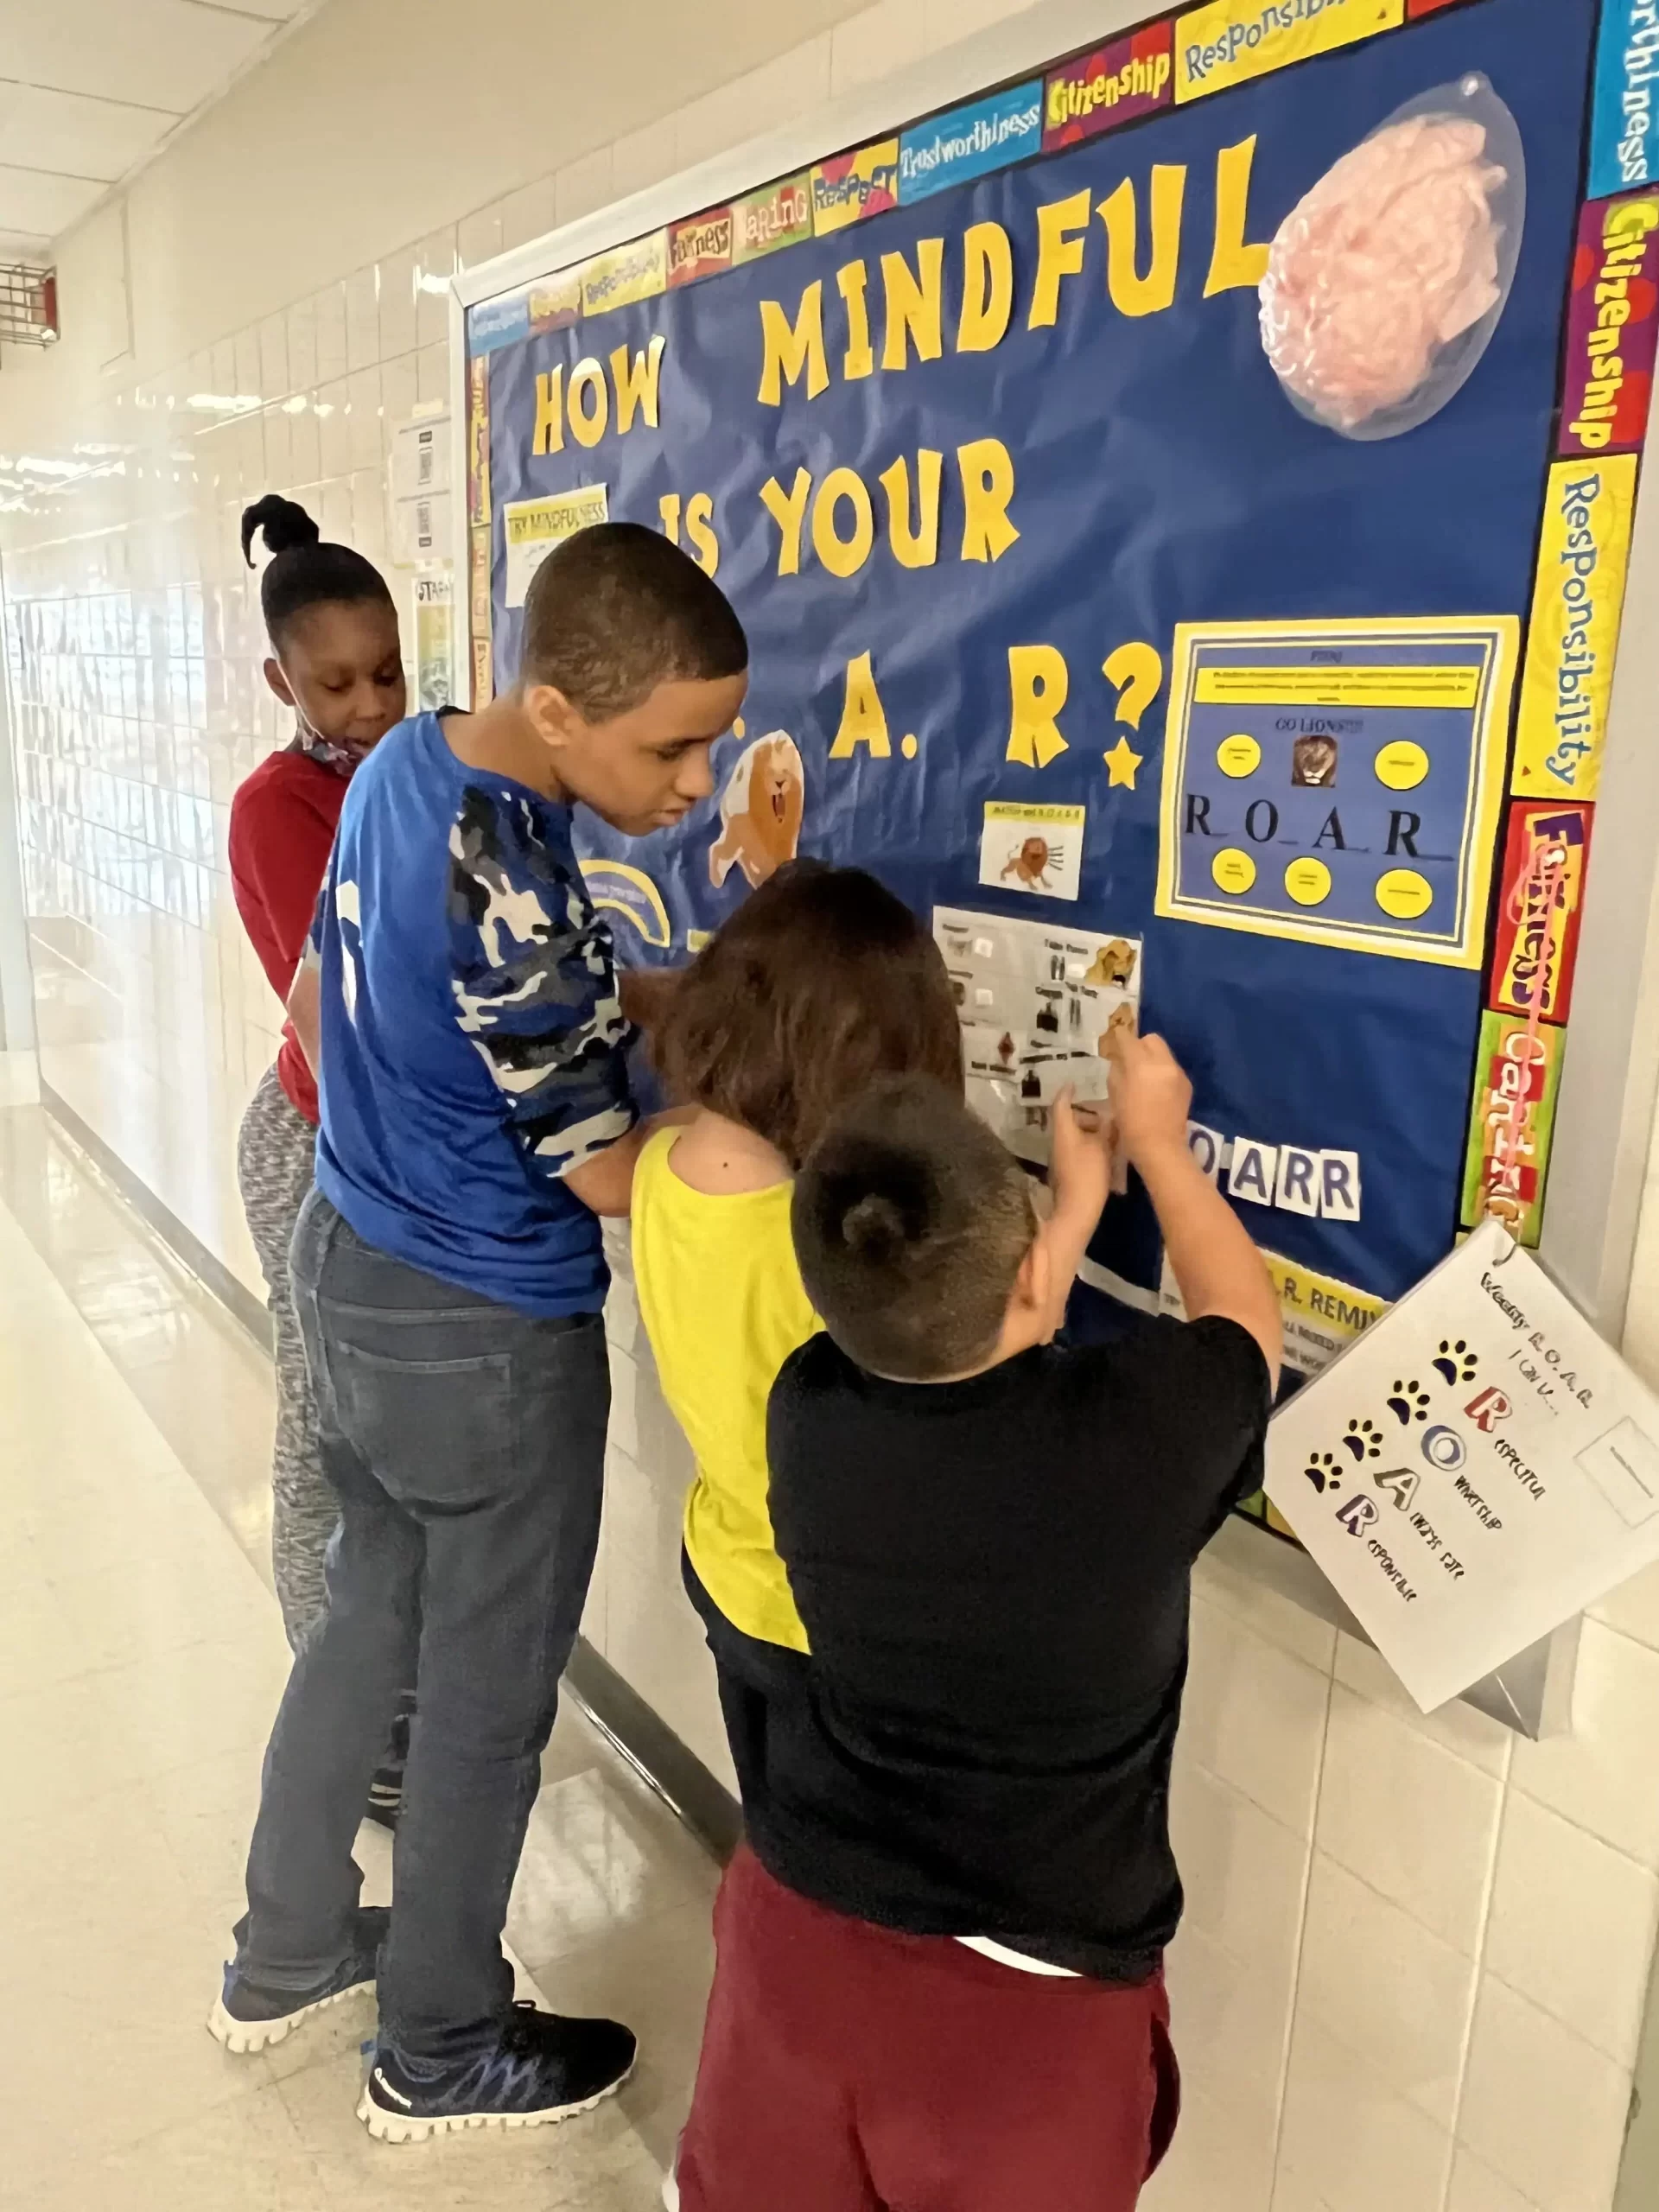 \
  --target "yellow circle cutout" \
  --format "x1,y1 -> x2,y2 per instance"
1284,856 -> 1332,907
1374,740 -> 1429,791
901,733 -> 918,759
1375,868 -> 1433,919
732,715 -> 746,740
1212,848 -> 1256,895
1217,734 -> 1262,779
